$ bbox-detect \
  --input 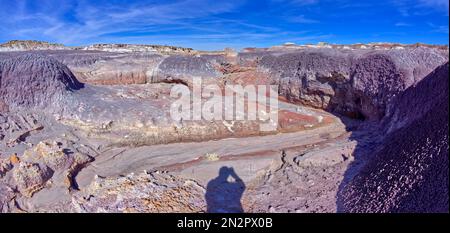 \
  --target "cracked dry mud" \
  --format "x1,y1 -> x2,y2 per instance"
0,41 -> 448,213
